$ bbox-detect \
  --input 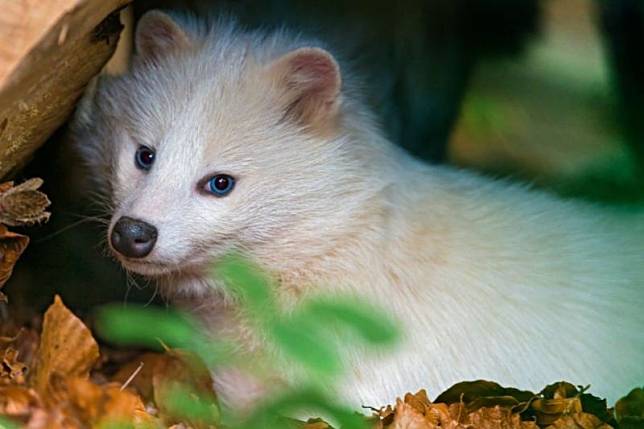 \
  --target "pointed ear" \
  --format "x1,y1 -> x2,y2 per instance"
135,11 -> 190,61
268,47 -> 342,127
